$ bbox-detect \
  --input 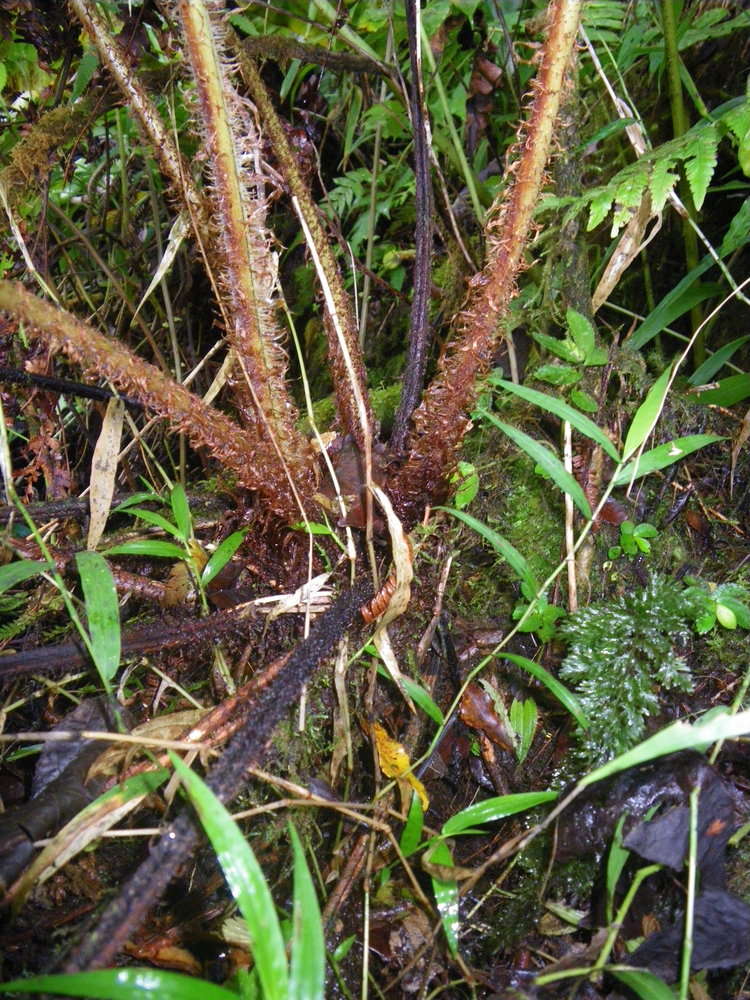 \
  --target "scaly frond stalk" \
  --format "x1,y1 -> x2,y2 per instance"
389,0 -> 583,524
235,40 -> 374,449
0,282 -> 300,519
178,0 -> 314,503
